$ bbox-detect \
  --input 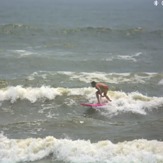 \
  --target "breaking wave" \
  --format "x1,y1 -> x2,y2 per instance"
0,86 -> 162,116
27,71 -> 163,84
0,134 -> 162,163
